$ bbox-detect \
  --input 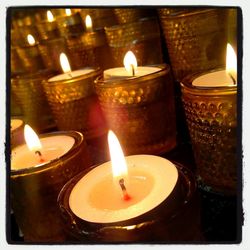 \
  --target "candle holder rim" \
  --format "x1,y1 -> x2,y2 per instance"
95,64 -> 170,87
180,68 -> 237,94
11,69 -> 55,81
47,67 -> 102,84
10,130 -> 85,176
57,159 -> 196,229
